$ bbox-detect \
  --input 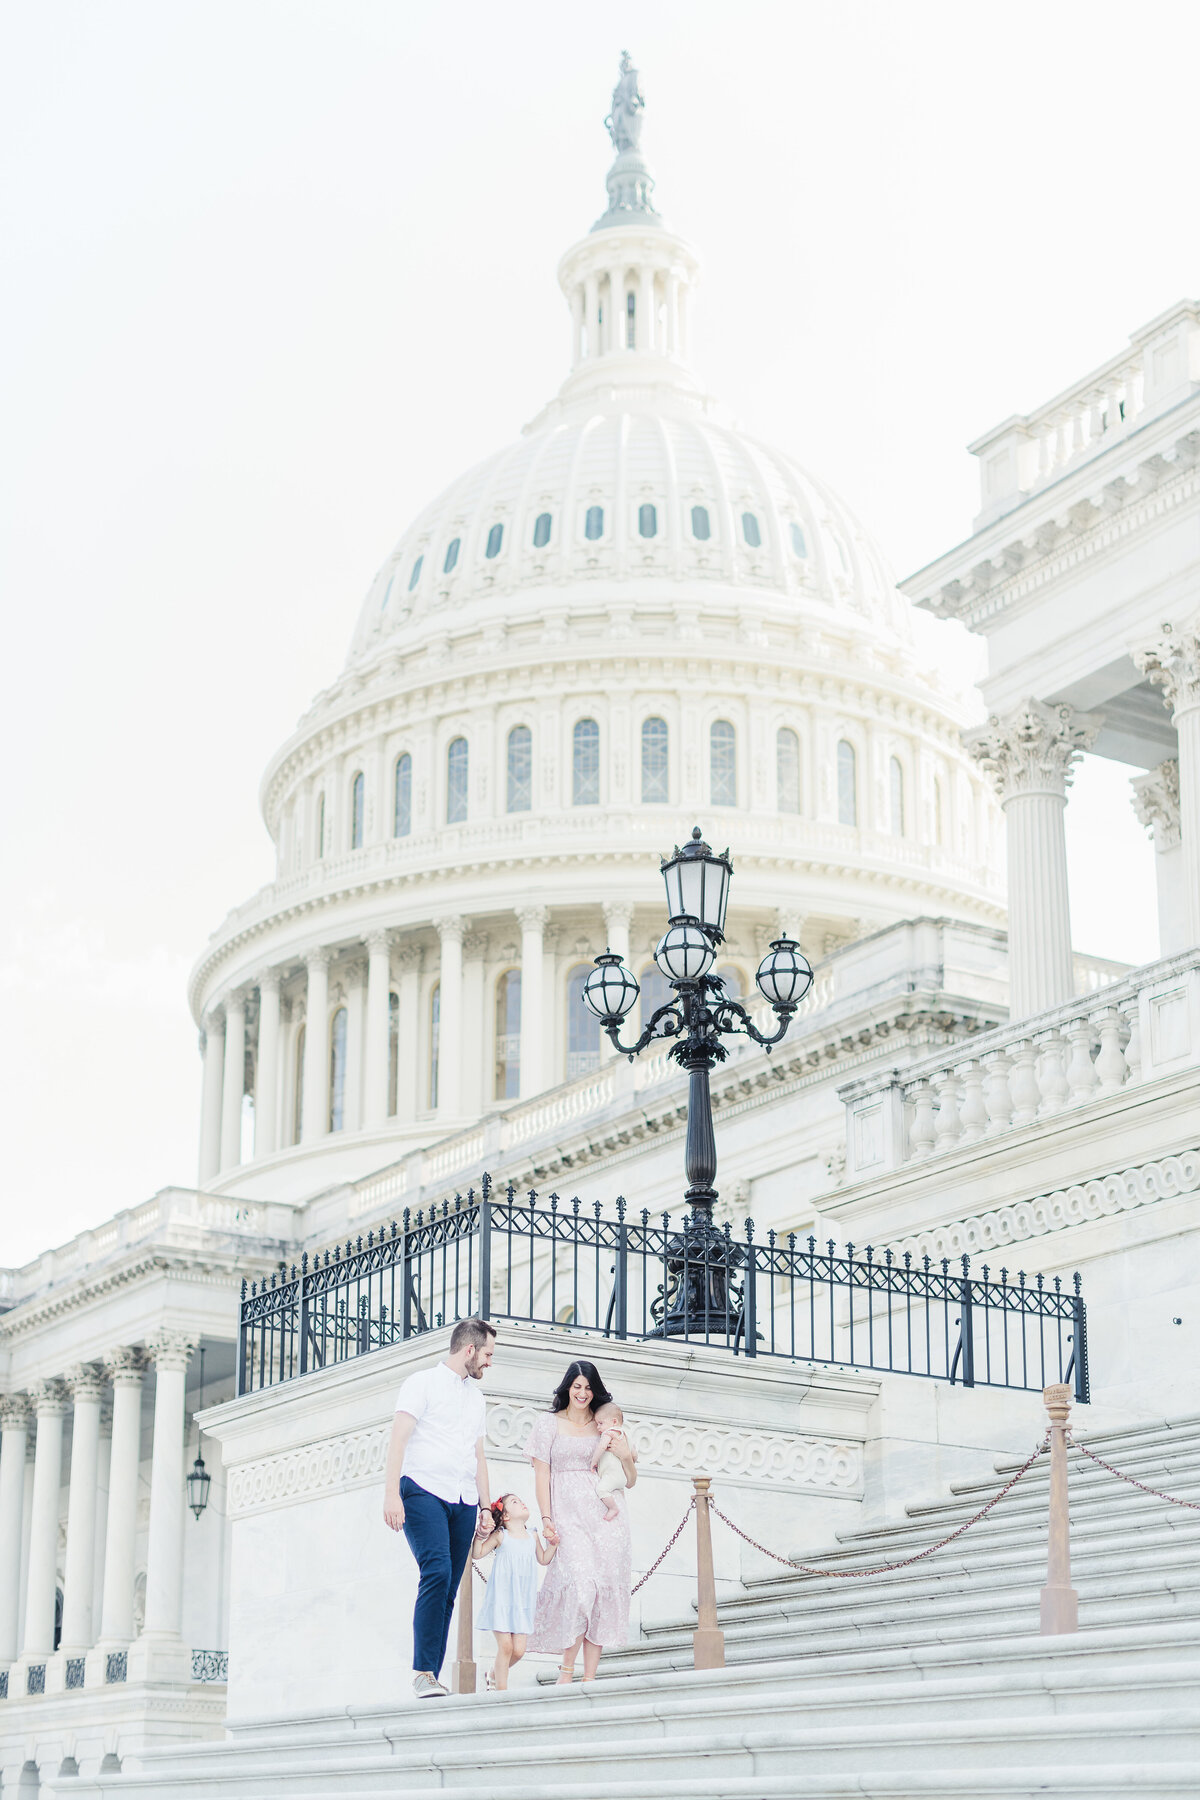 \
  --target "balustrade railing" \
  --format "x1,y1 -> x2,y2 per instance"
238,1176 -> 1088,1404
842,950 -> 1200,1179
